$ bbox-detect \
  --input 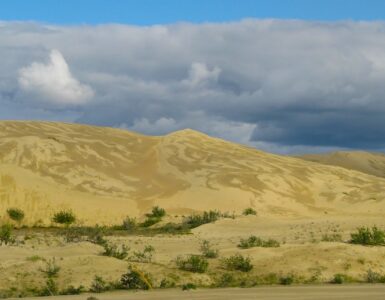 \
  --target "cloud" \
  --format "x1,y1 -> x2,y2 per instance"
18,49 -> 93,106
183,62 -> 221,88
1,20 -> 385,153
